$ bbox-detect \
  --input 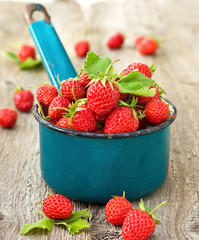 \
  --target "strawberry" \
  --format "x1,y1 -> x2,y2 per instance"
48,96 -> 71,120
135,86 -> 160,106
127,62 -> 153,78
145,99 -> 169,125
105,193 -> 132,226
61,79 -> 86,101
75,41 -> 90,57
134,36 -> 145,47
43,194 -> 73,220
18,45 -> 36,62
122,199 -> 166,240
107,33 -> 124,49
104,107 -> 139,134
136,37 -> 158,55
36,84 -> 58,106
79,71 -> 91,87
14,88 -> 34,112
48,119 -> 58,125
87,81 -> 120,117
56,117 -> 70,129
0,108 -> 17,128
